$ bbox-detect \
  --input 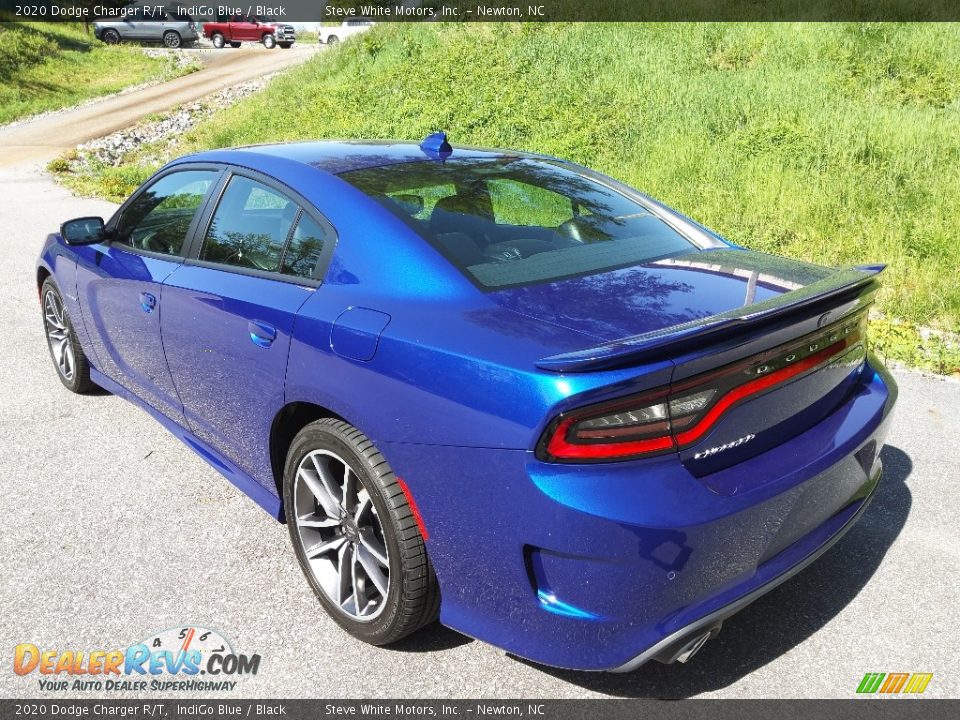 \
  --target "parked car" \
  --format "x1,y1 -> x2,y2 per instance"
40,134 -> 896,671
94,8 -> 198,48
203,14 -> 296,49
318,20 -> 375,44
